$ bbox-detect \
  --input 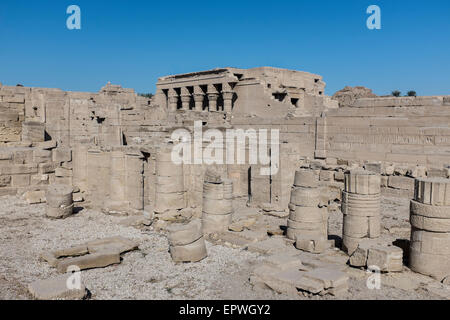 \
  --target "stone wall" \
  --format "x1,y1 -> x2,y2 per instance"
1,67 -> 450,214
